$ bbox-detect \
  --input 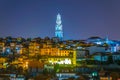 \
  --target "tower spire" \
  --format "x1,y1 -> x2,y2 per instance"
55,13 -> 63,41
